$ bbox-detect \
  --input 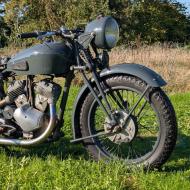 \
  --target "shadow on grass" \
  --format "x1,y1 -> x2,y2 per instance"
0,136 -> 89,161
164,132 -> 190,172
1,131 -> 190,172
